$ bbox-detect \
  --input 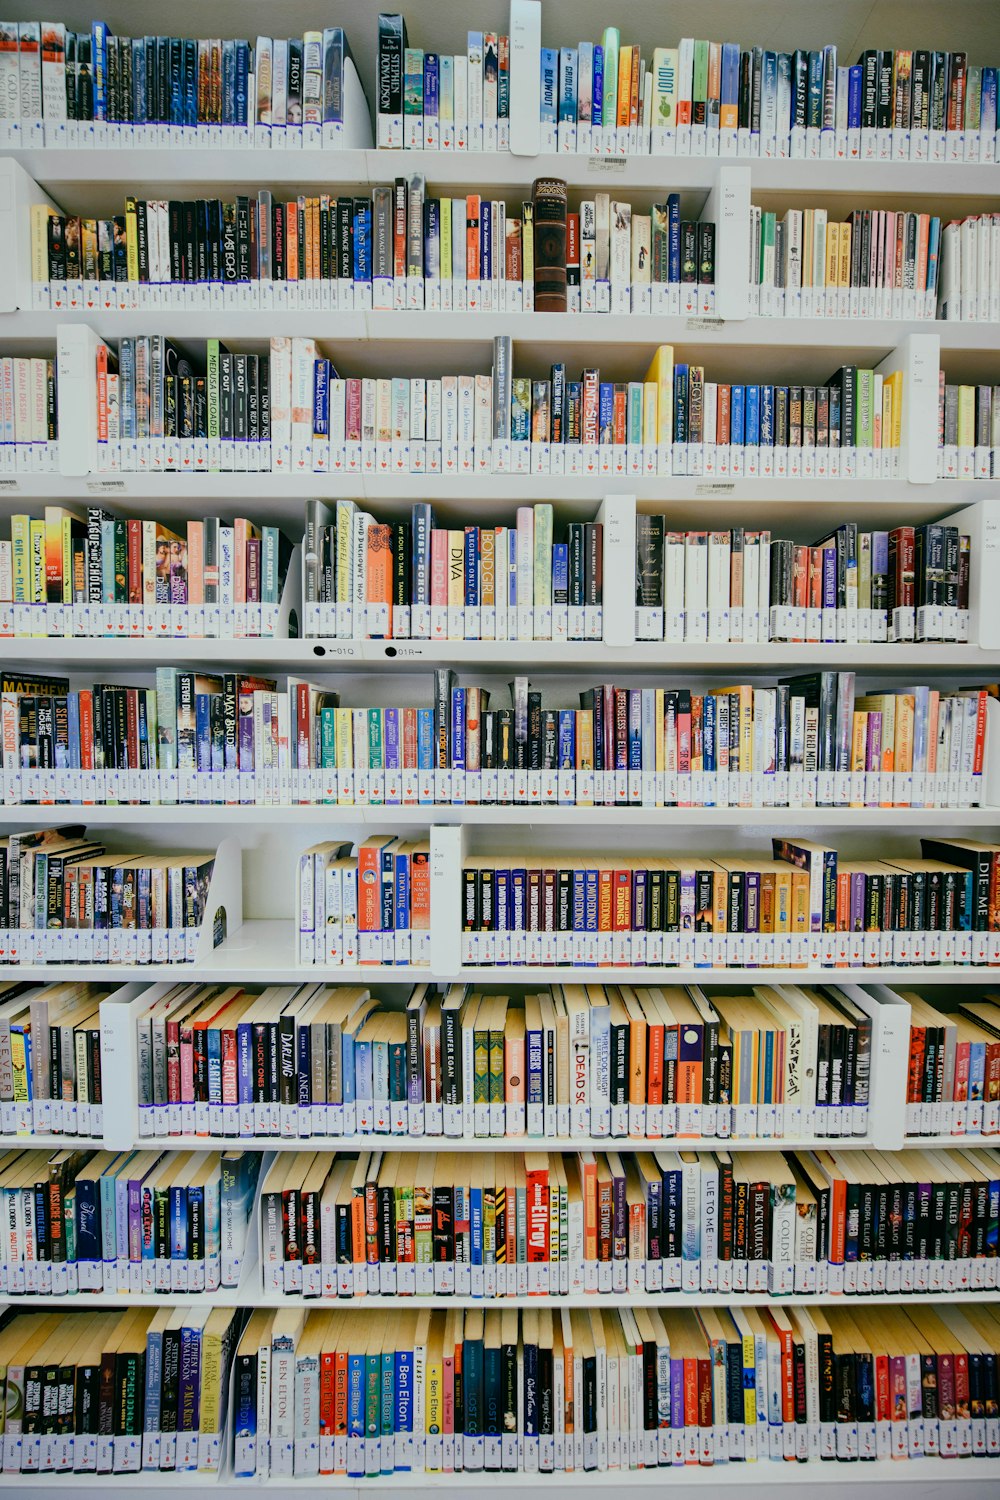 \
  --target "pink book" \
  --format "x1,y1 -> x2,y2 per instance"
430,529 -> 449,604
187,520 -> 204,605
